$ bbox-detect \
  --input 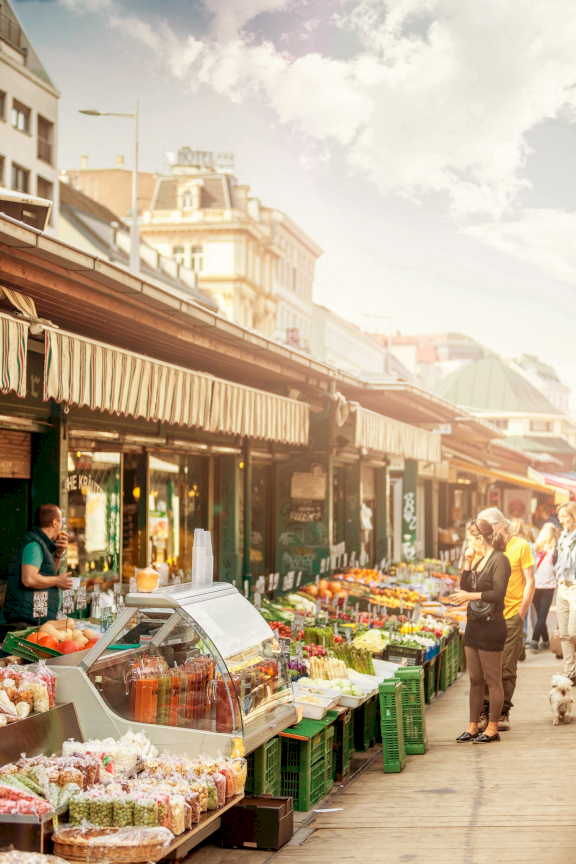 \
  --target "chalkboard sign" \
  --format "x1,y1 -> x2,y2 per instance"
33,591 -> 48,619
76,584 -> 87,611
279,636 -> 291,658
